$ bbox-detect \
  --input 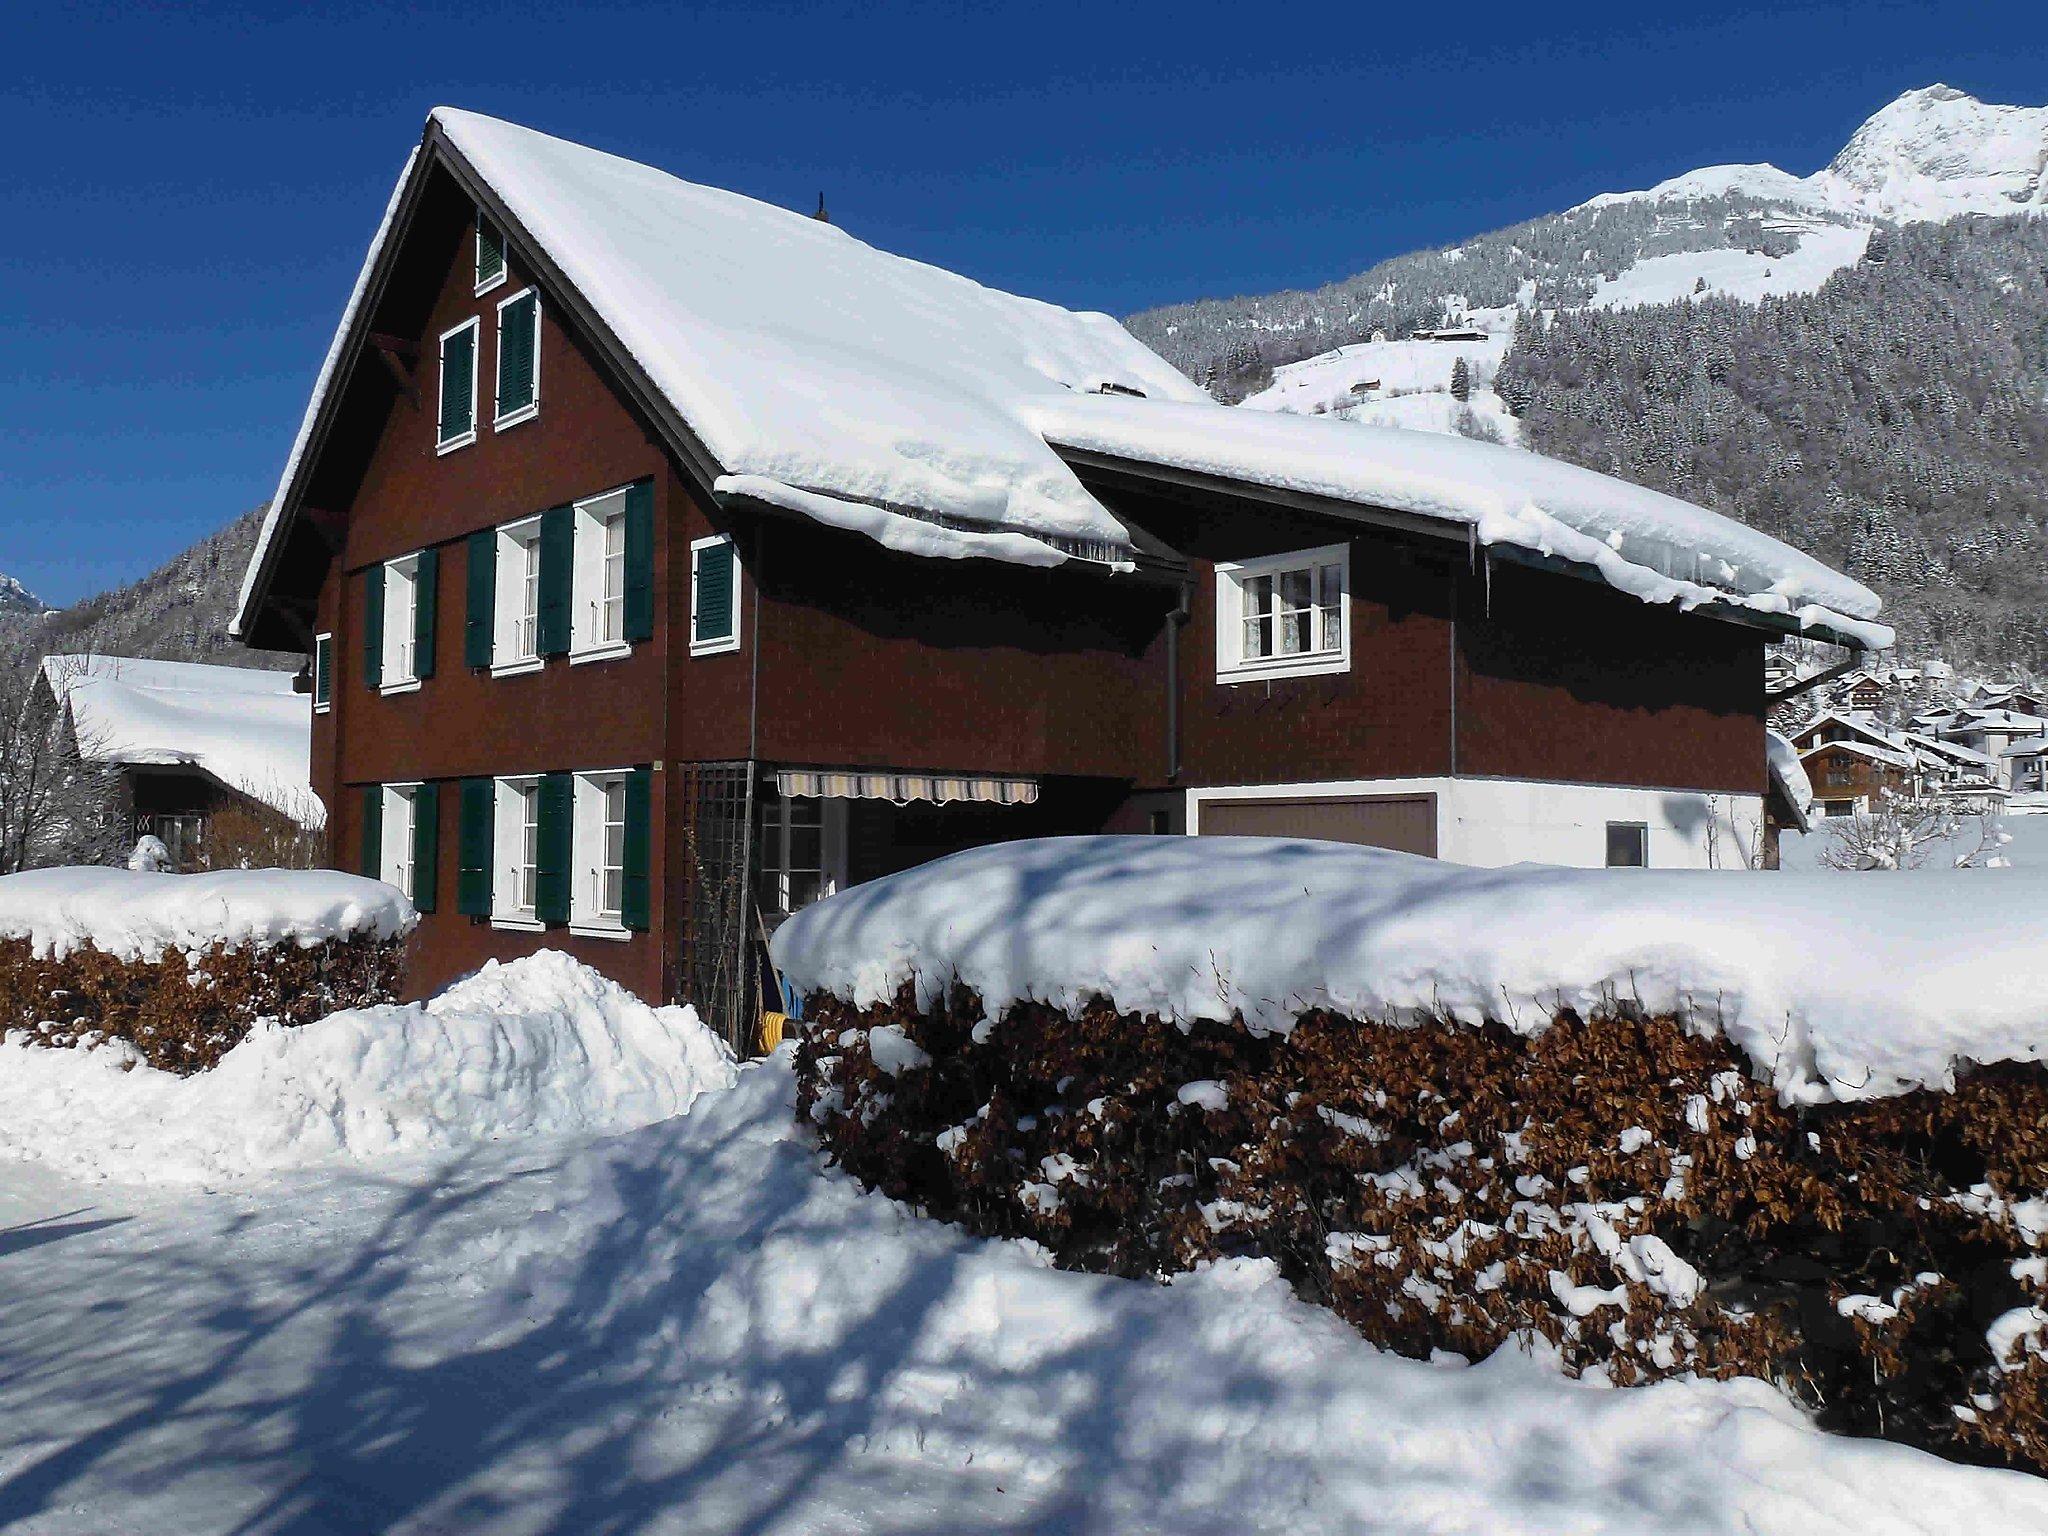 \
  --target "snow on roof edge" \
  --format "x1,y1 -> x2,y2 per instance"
234,145 -> 420,640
